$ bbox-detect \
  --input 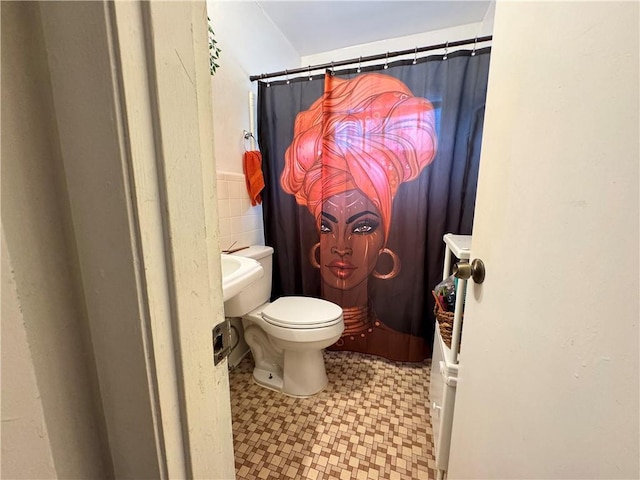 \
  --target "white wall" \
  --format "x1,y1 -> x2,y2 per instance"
301,21 -> 489,70
207,1 -> 300,175
1,232 -> 57,479
1,3 -> 110,477
206,1 -> 299,248
480,0 -> 496,36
